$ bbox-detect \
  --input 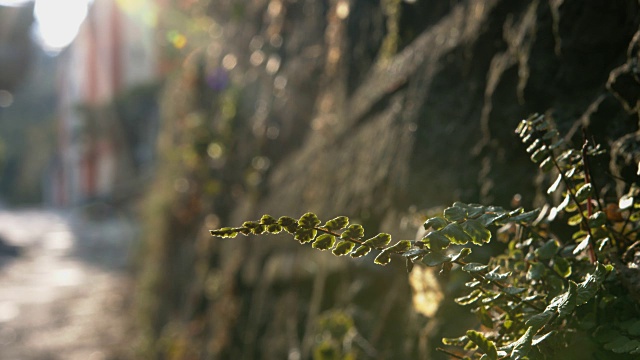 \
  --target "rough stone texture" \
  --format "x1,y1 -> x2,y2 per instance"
140,0 -> 640,359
